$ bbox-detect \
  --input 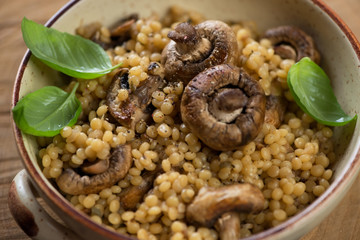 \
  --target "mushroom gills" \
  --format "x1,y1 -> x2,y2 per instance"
106,69 -> 165,129
56,144 -> 132,195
